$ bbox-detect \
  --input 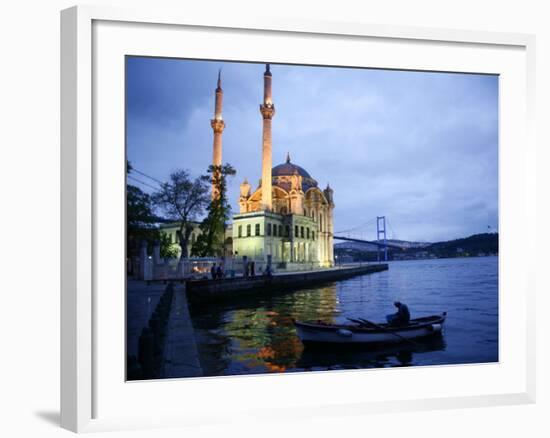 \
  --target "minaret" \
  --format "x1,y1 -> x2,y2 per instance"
260,64 -> 275,211
210,69 -> 225,200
